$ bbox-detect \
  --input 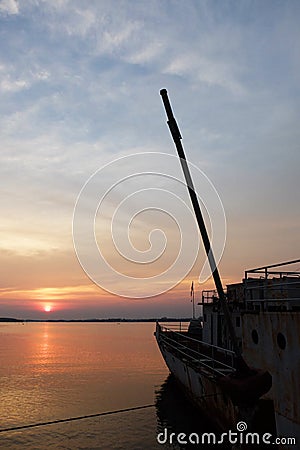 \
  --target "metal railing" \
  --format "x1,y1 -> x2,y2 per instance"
201,290 -> 218,304
158,322 -> 190,333
244,261 -> 300,309
245,259 -> 300,280
156,323 -> 236,377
